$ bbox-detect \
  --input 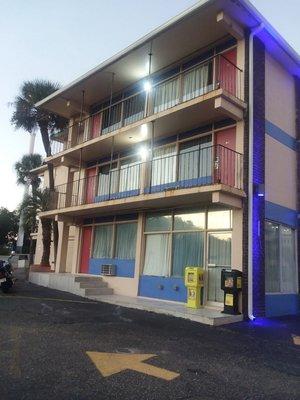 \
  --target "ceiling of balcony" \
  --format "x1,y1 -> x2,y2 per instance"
37,0 -> 300,119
